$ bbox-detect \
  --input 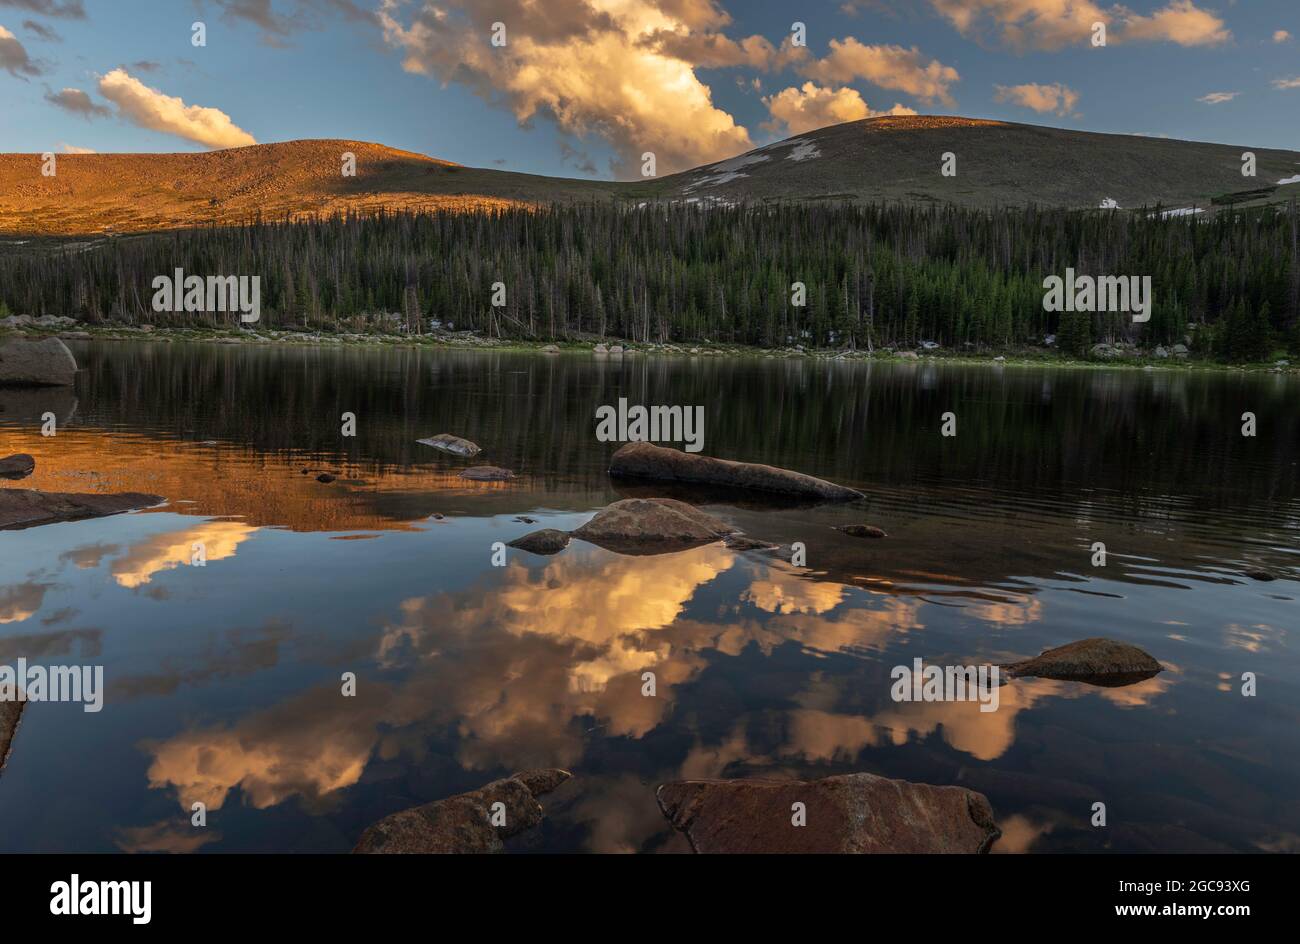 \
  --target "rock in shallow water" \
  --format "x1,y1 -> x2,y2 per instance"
1002,637 -> 1162,686
656,773 -> 1001,853
459,465 -> 515,481
352,768 -> 571,853
835,524 -> 887,538
508,528 -> 570,555
572,497 -> 735,555
0,454 -> 35,479
0,488 -> 162,530
0,701 -> 23,778
609,442 -> 862,501
0,337 -> 78,386
416,433 -> 481,458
